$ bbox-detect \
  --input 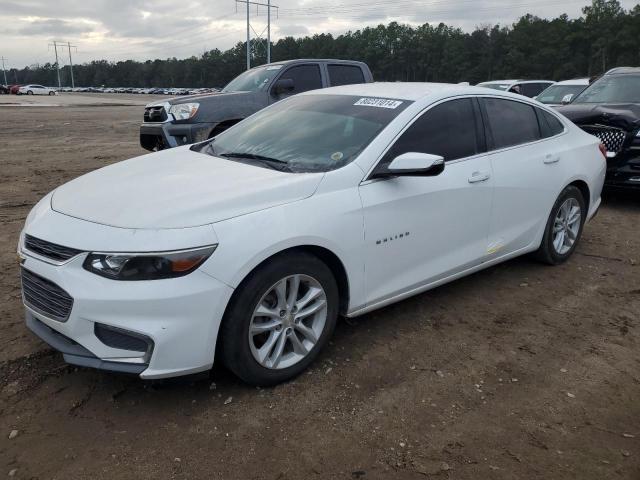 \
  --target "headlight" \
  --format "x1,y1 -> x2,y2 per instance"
83,245 -> 216,281
168,103 -> 199,121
